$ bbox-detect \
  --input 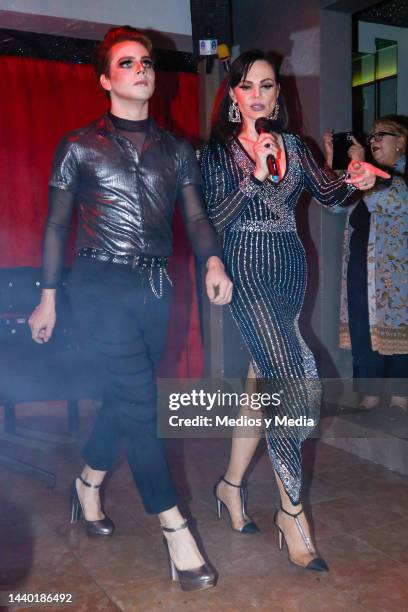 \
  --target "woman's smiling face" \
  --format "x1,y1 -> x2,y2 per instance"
369,121 -> 405,167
